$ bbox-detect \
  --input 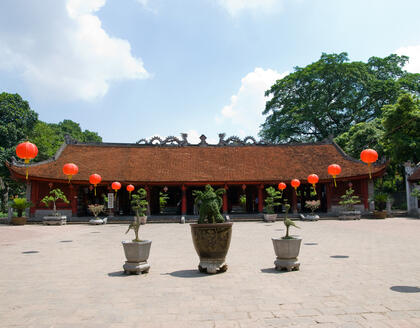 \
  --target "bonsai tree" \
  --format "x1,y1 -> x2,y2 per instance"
339,187 -> 360,211
239,194 -> 246,210
126,188 -> 148,242
305,200 -> 320,215
41,188 -> 69,216
88,204 -> 104,219
374,192 -> 388,211
193,184 -> 225,224
10,197 -> 33,217
159,191 -> 169,214
264,186 -> 282,214
282,199 -> 299,239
